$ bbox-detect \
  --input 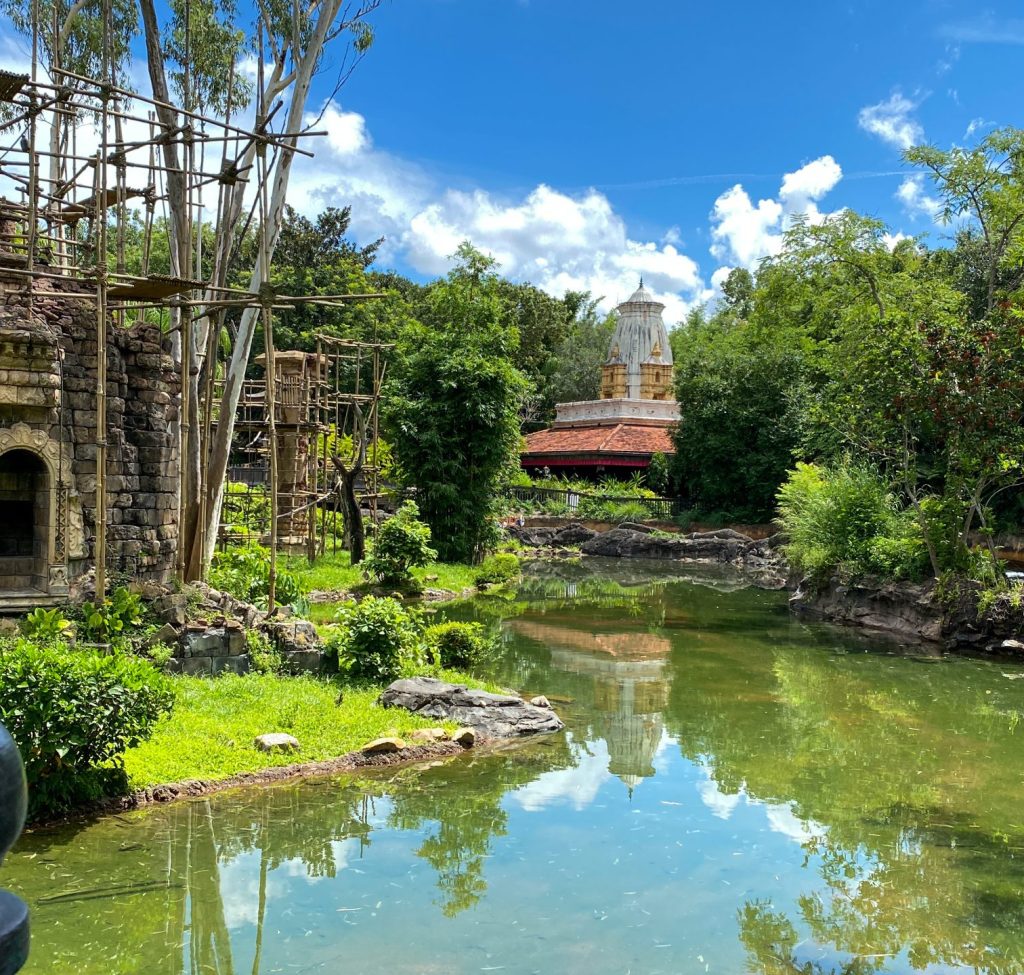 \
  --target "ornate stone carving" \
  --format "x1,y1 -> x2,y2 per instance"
47,564 -> 68,591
